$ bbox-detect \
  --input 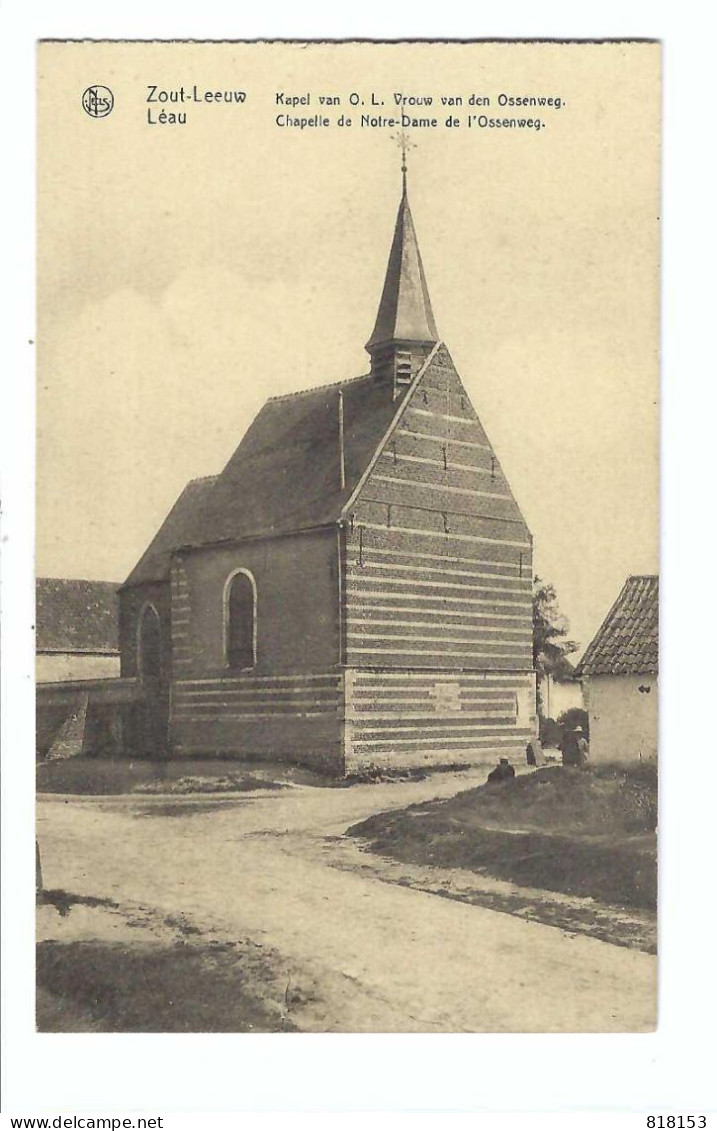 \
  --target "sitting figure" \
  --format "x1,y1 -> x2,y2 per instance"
487,757 -> 516,785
